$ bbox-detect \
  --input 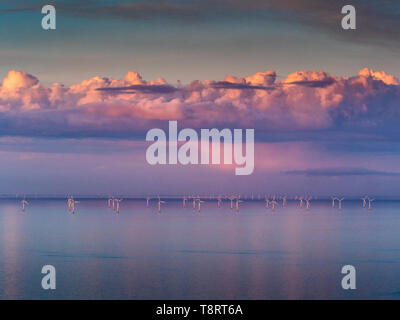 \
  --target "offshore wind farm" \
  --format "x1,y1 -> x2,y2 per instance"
0,193 -> 399,299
